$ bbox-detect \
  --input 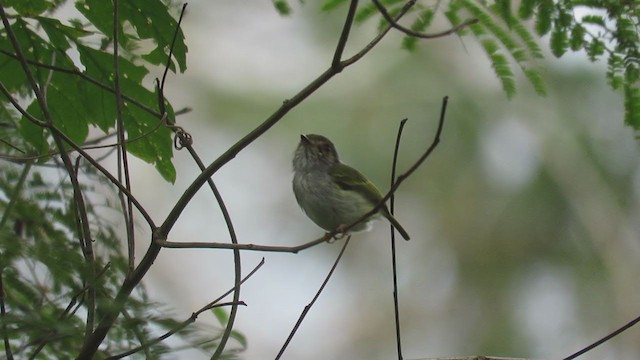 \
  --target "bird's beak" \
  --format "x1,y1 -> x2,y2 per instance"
300,134 -> 311,146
